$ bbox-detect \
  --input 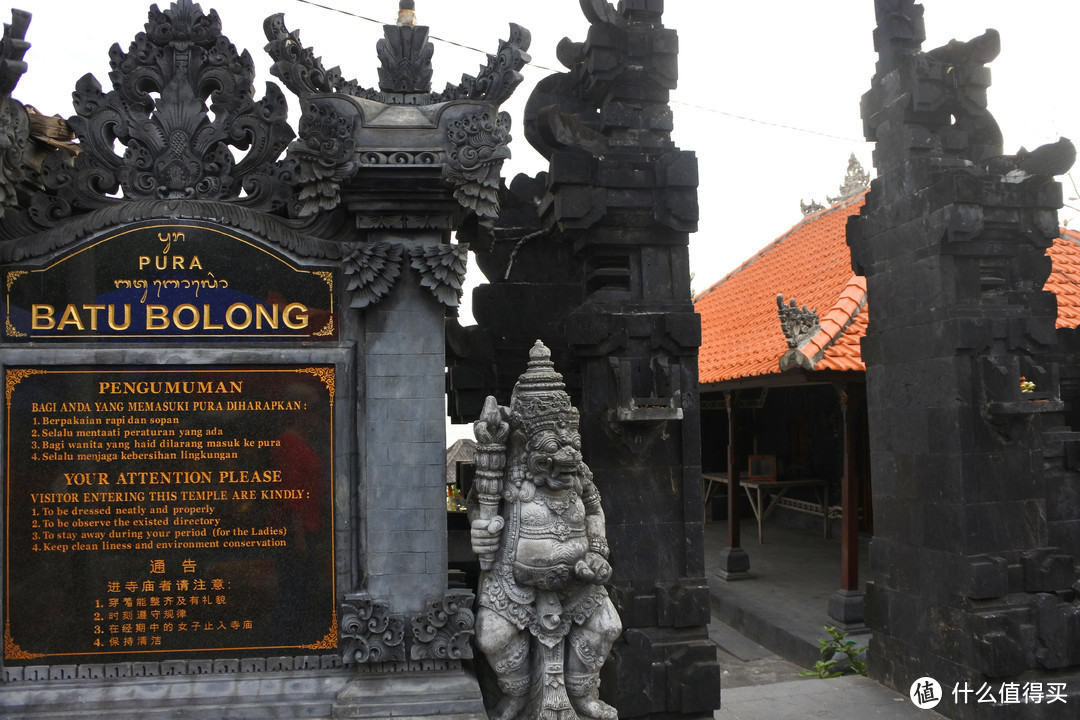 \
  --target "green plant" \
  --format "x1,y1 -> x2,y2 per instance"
799,625 -> 868,679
